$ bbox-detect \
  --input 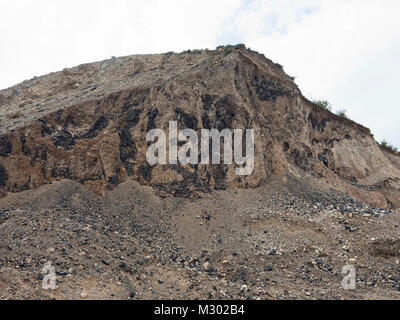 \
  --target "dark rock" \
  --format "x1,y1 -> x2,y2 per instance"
125,109 -> 142,128
81,115 -> 109,139
201,94 -> 215,111
229,268 -> 248,283
118,126 -> 137,176
175,108 -> 198,129
0,165 -> 8,187
283,141 -> 290,152
140,164 -> 153,182
318,153 -> 329,168
0,136 -> 12,156
308,113 -> 329,132
252,76 -> 290,101
147,108 -> 159,131
102,258 -> 112,266
51,129 -> 75,150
